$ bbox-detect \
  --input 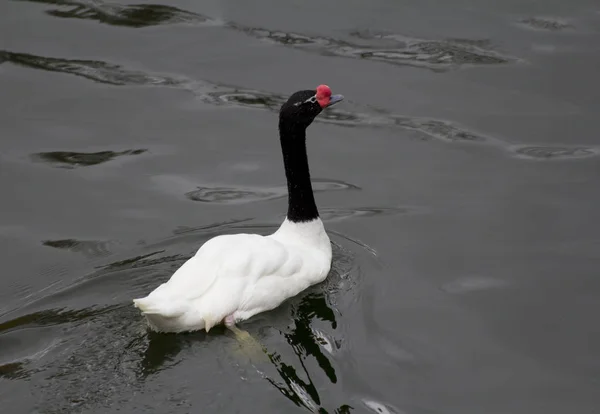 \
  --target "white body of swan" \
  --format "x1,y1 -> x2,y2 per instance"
133,218 -> 332,333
